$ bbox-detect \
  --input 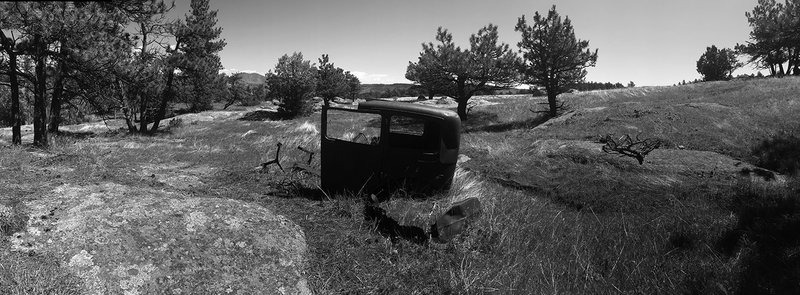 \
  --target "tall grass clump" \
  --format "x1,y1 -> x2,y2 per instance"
0,251 -> 85,295
0,202 -> 26,238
